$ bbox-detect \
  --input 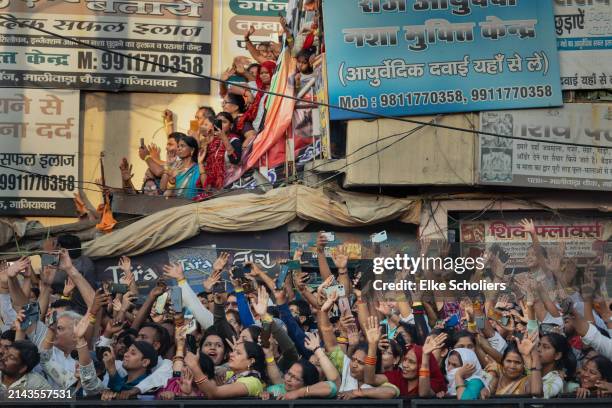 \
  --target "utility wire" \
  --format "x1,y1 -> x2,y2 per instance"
0,14 -> 609,150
